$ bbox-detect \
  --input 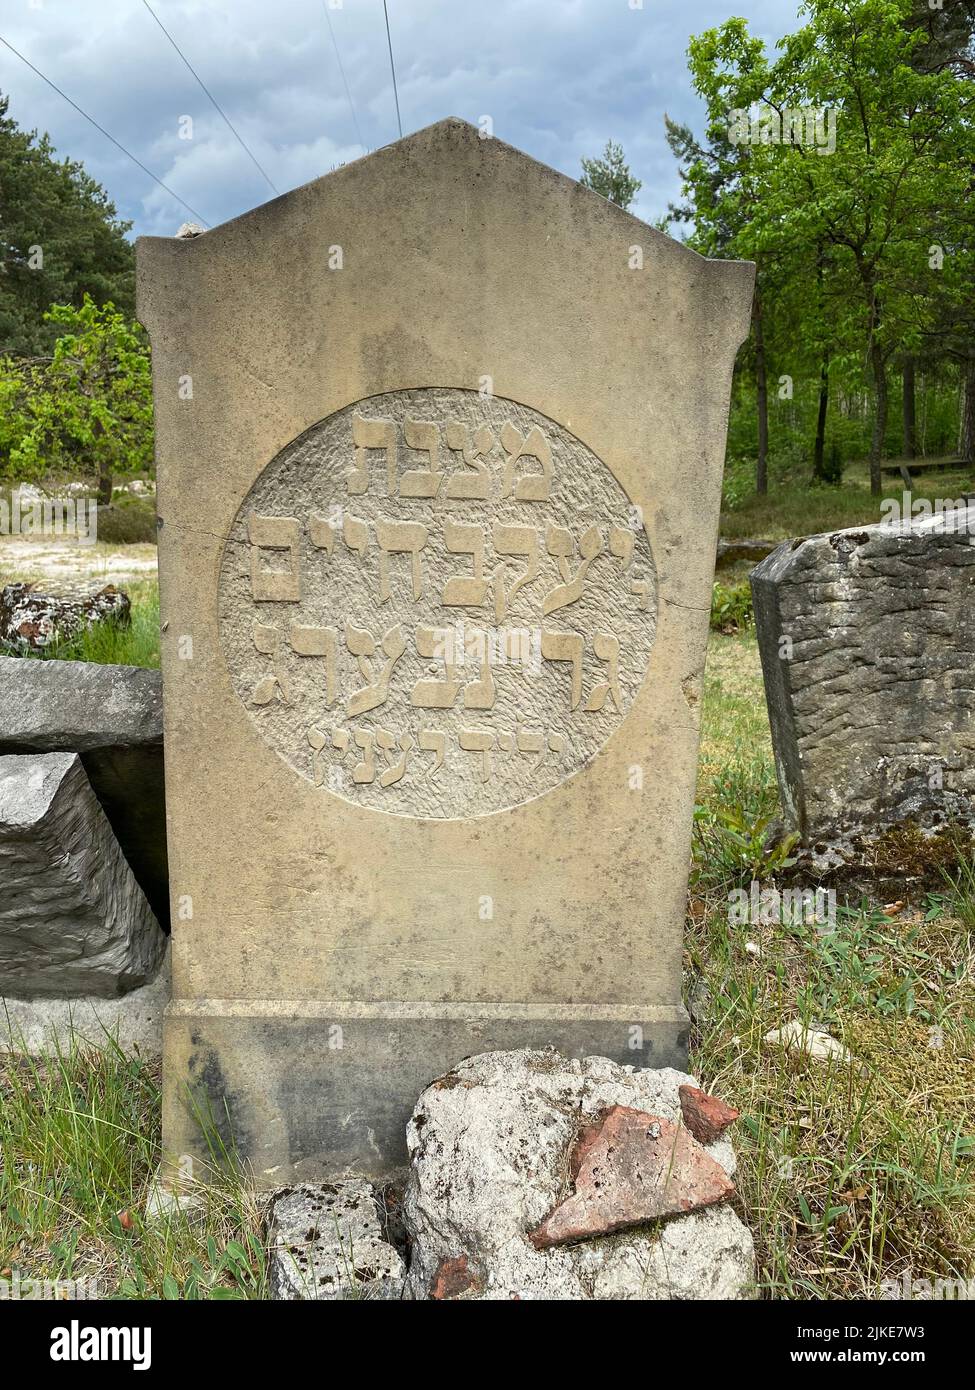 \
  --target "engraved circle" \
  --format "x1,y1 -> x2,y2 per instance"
218,388 -> 657,818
